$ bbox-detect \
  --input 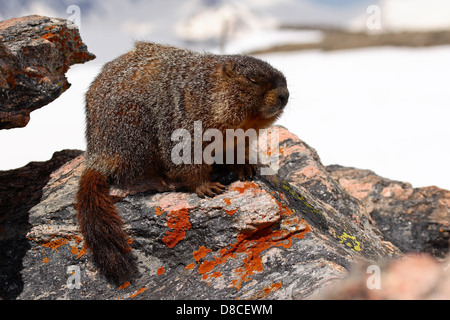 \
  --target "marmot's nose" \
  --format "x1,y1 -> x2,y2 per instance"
277,87 -> 289,107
